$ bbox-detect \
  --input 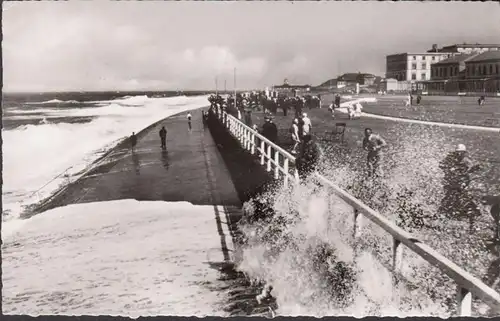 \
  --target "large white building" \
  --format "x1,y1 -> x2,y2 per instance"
386,52 -> 450,82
